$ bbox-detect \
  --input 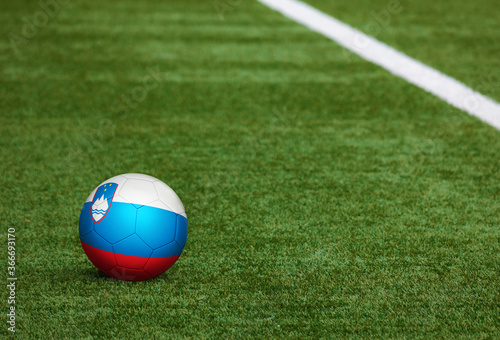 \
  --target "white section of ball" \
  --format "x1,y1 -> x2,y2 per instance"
85,173 -> 186,217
